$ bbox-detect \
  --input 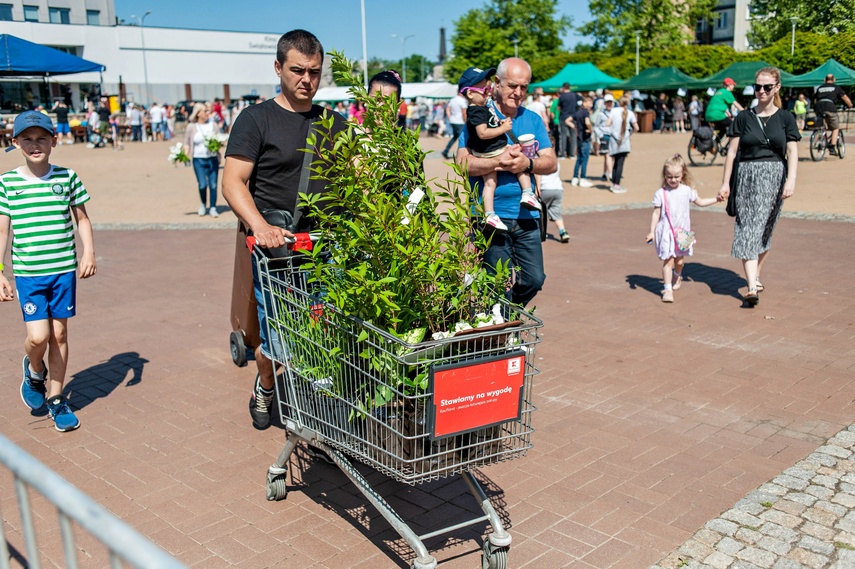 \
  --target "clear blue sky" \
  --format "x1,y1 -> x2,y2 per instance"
114,0 -> 591,62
